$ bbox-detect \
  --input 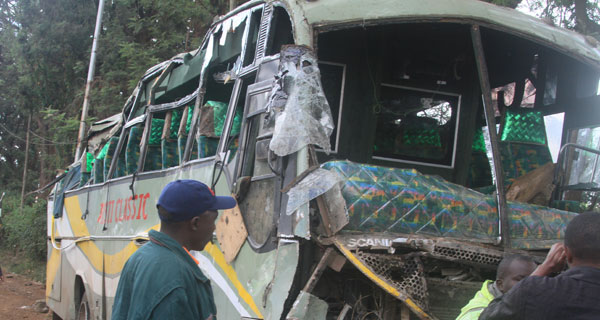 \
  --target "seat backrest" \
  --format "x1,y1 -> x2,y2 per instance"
145,118 -> 165,171
102,136 -> 120,181
499,108 -> 552,183
467,128 -> 493,188
125,126 -> 142,174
